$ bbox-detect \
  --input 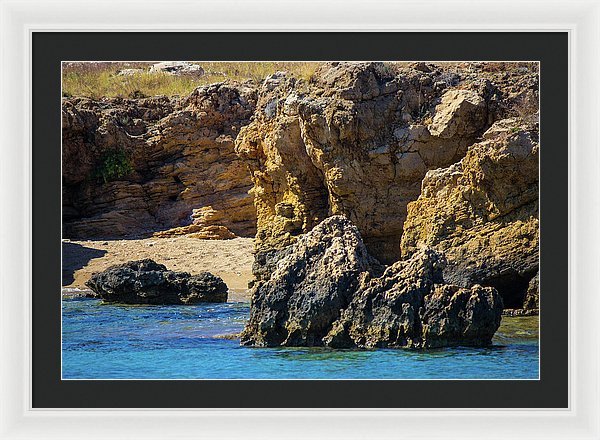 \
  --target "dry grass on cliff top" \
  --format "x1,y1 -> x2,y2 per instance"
62,61 -> 321,99
63,61 -> 539,100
